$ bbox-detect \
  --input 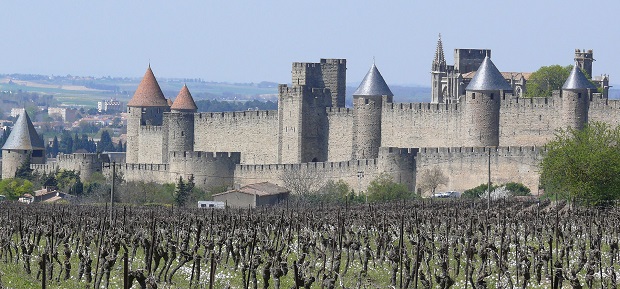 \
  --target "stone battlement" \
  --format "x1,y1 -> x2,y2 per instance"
196,110 -> 277,120
417,146 -> 546,156
139,125 -> 164,132
385,102 -> 460,112
237,158 -> 378,173
169,151 -> 241,163
57,153 -> 101,162
326,107 -> 353,115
